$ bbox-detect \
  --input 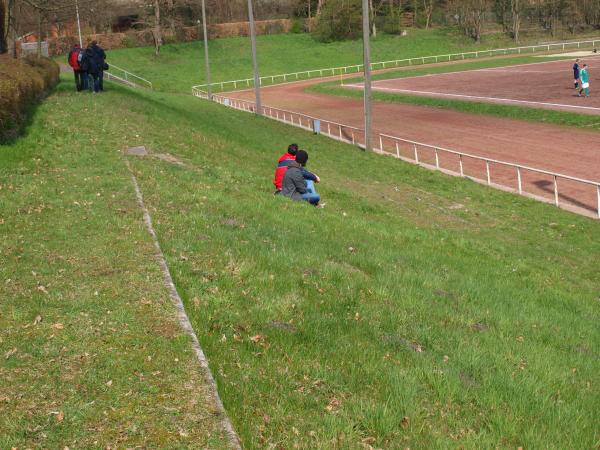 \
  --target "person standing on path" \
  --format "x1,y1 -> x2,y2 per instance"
573,59 -> 580,90
579,64 -> 590,97
67,44 -> 84,91
90,41 -> 107,92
